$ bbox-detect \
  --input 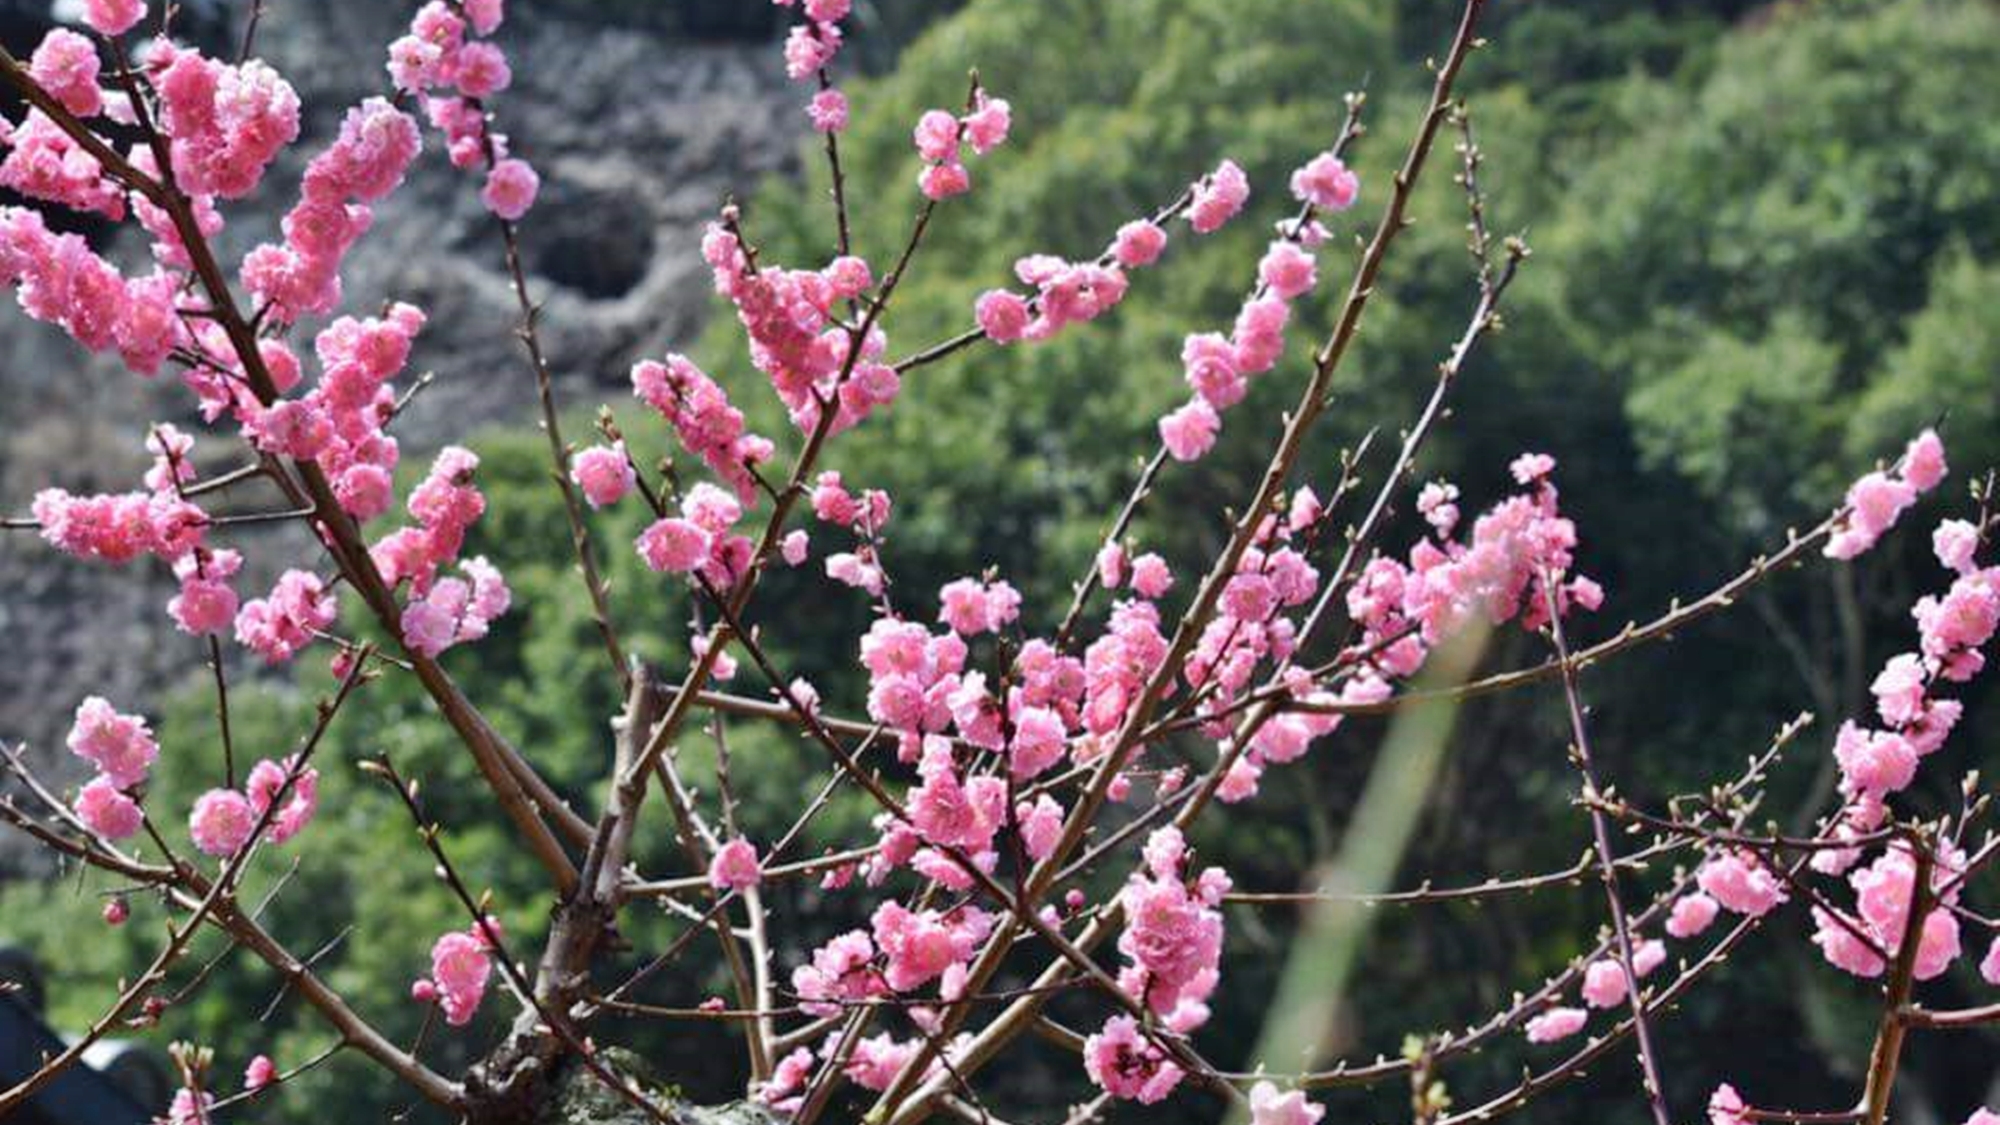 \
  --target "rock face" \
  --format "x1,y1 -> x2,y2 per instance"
0,3 -> 798,869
